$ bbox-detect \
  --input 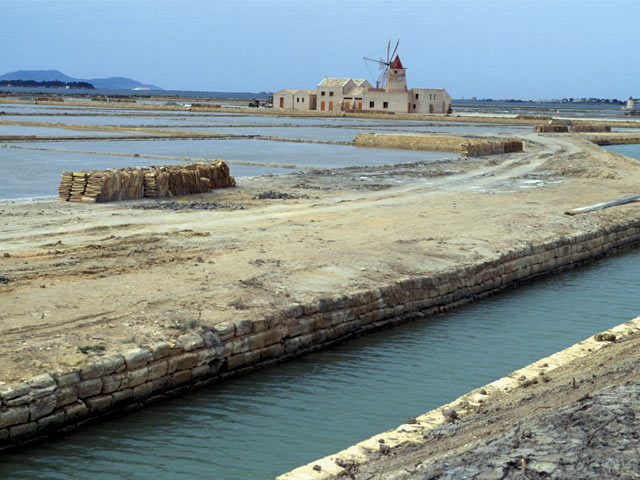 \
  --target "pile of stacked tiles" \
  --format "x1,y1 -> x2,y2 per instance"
57,172 -> 73,201
58,160 -> 235,203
